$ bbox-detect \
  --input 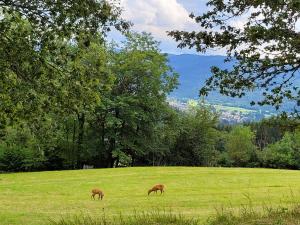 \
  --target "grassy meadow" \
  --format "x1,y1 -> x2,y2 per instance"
1,167 -> 300,225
